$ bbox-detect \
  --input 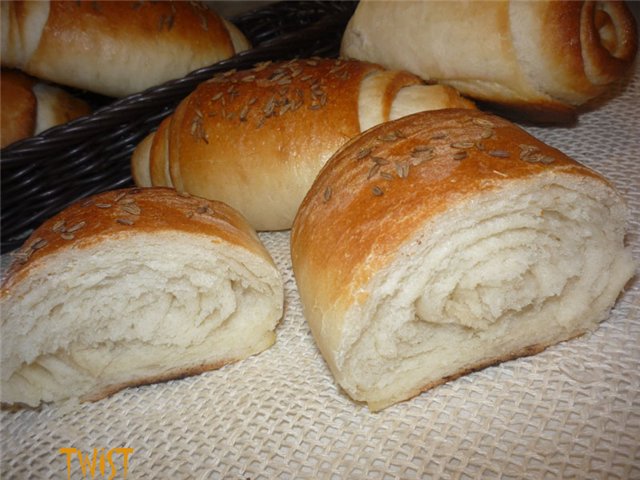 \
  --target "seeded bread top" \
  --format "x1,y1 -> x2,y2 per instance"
292,108 -> 609,315
1,187 -> 272,293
